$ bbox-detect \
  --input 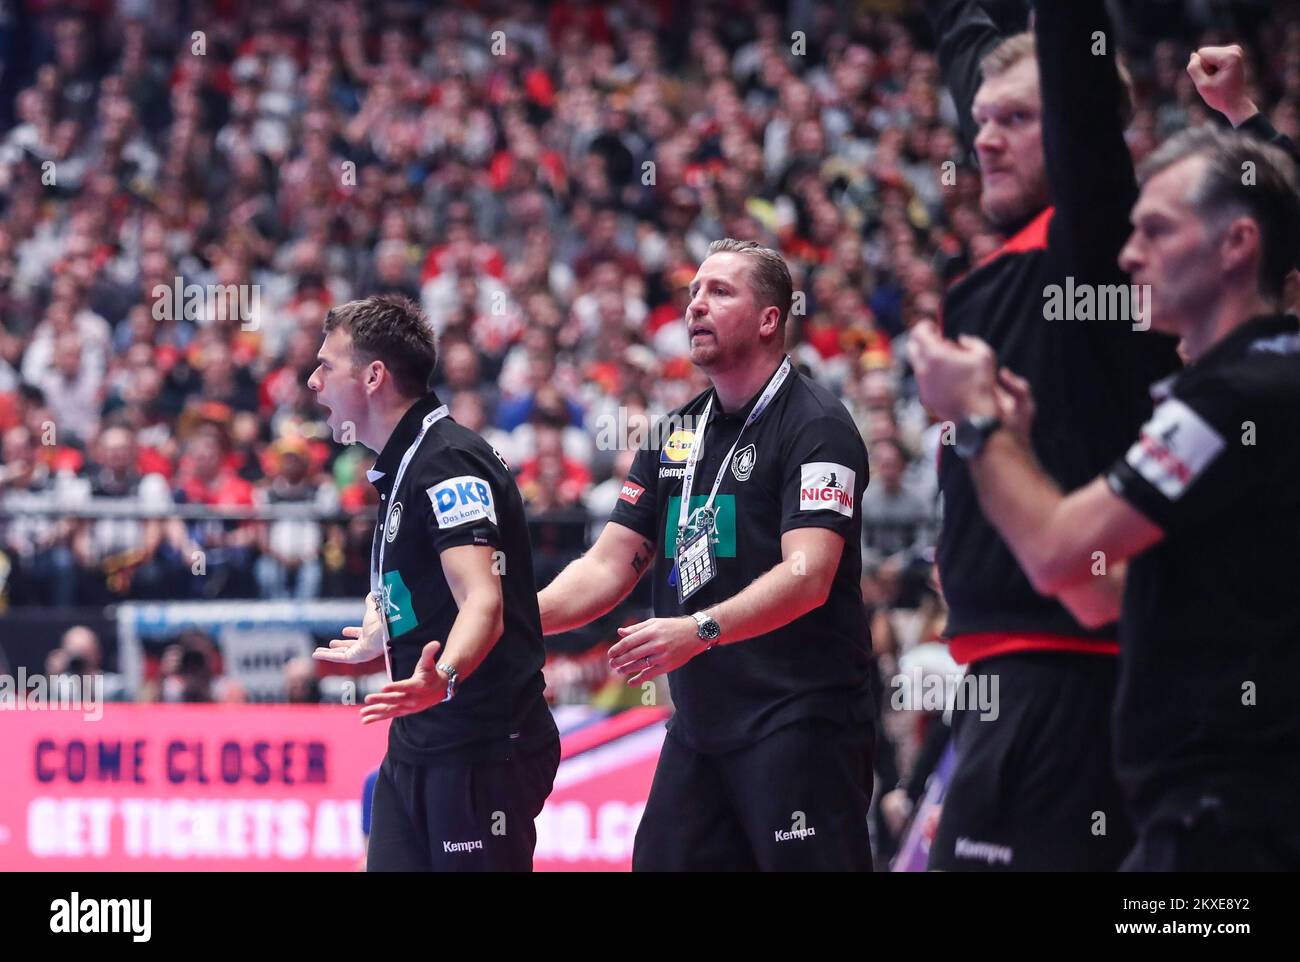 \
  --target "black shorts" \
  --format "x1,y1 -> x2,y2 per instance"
632,718 -> 874,871
366,737 -> 561,872
928,652 -> 1133,871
